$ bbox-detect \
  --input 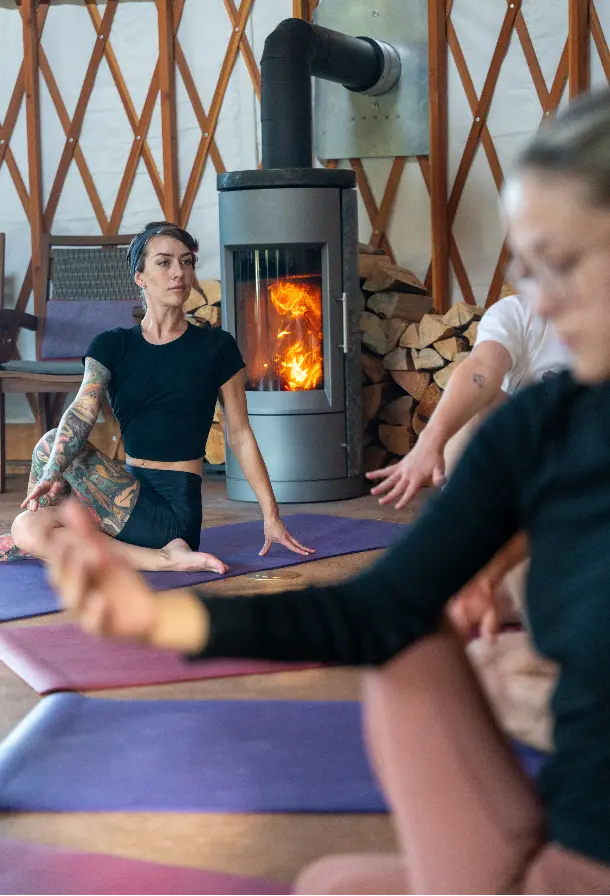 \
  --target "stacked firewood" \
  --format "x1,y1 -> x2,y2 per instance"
184,280 -> 225,465
183,279 -> 222,327
359,247 -> 485,473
